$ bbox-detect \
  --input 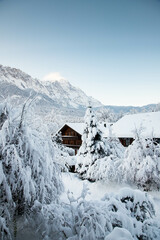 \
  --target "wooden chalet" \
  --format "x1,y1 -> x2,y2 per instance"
57,112 -> 160,150
58,123 -> 84,154
111,111 -> 160,147
58,122 -> 111,153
